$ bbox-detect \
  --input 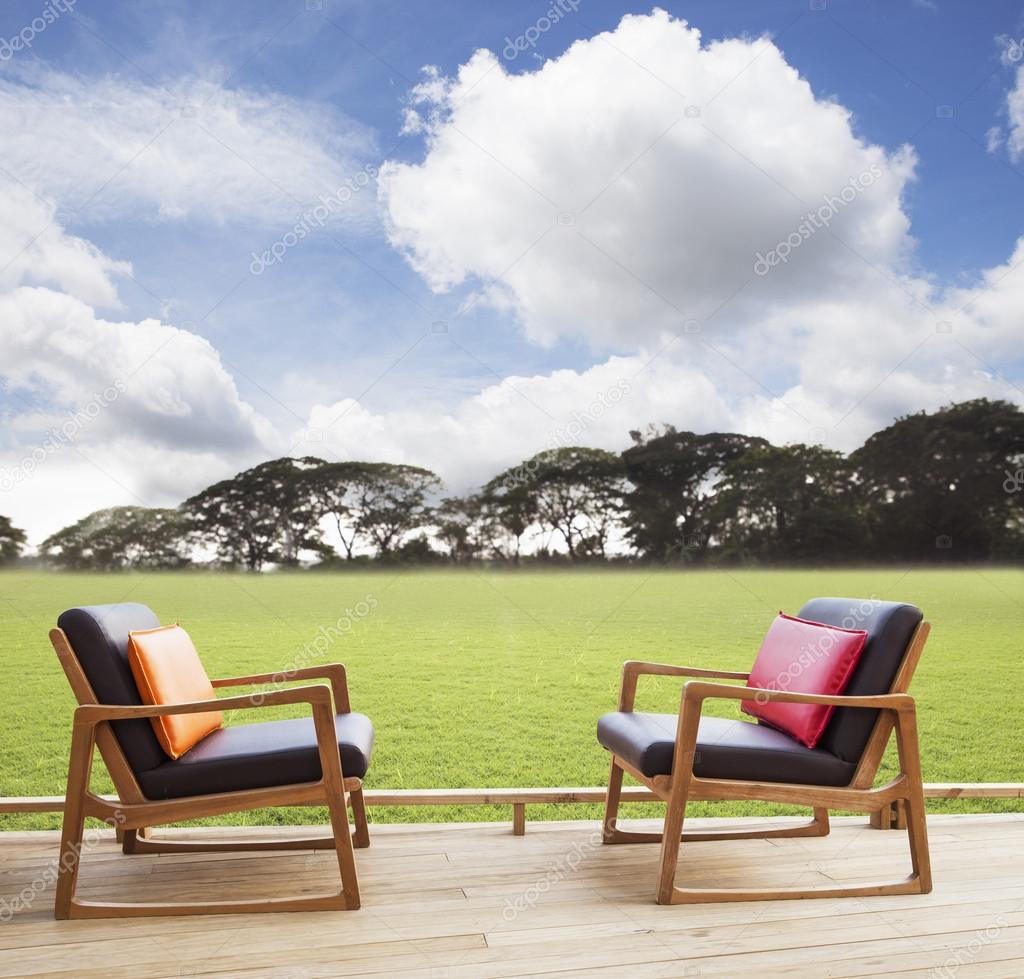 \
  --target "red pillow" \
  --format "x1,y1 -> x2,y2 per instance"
742,612 -> 868,748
